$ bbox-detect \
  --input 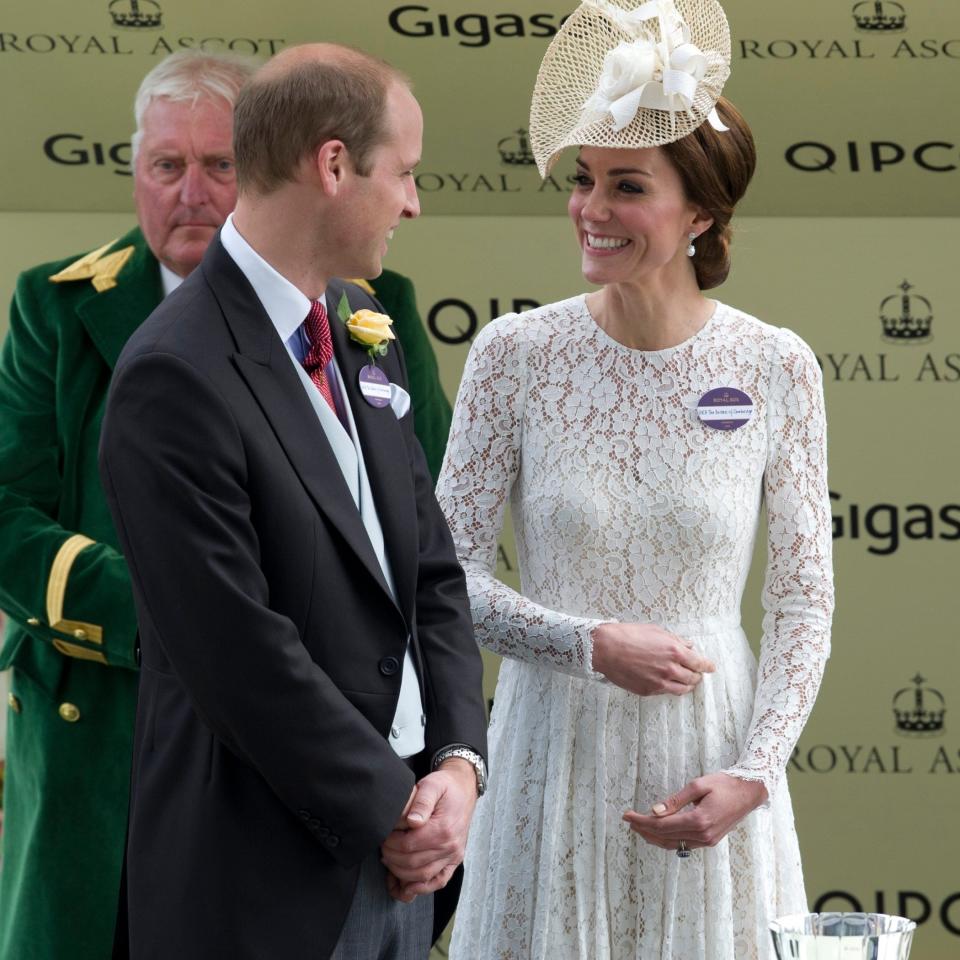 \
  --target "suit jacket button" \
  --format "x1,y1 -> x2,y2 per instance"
379,656 -> 400,677
298,809 -> 311,821
326,836 -> 340,849
58,702 -> 81,723
8,692 -> 21,713
26,617 -> 40,627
